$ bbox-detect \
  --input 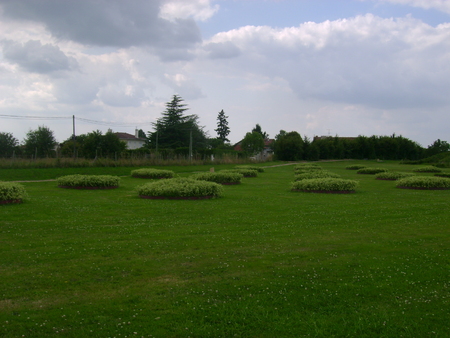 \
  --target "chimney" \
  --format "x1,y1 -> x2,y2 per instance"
135,128 -> 139,138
